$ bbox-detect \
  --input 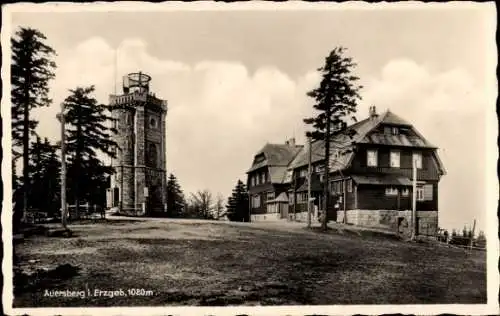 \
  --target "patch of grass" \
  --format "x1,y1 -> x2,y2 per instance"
13,220 -> 487,307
